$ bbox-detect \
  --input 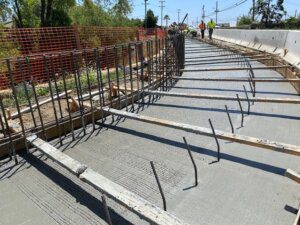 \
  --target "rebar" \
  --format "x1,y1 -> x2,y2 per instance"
150,161 -> 167,211
208,119 -> 220,162
183,137 -> 198,187
225,105 -> 234,134
236,94 -> 244,127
